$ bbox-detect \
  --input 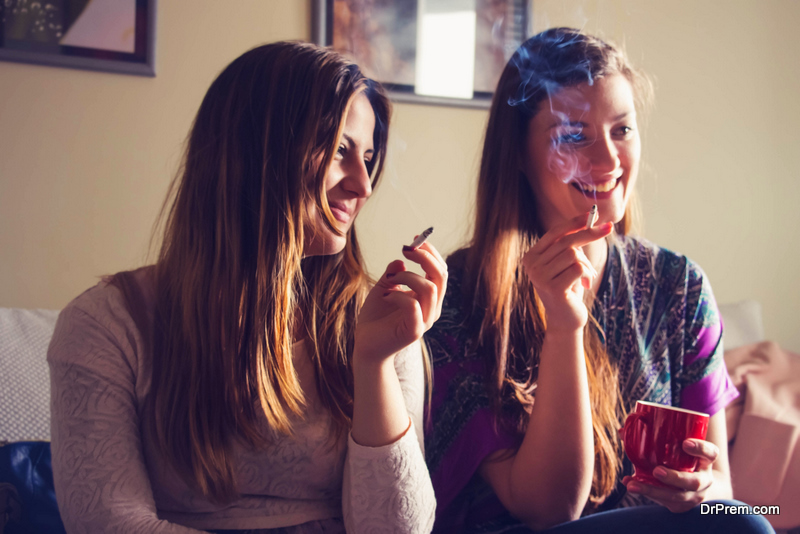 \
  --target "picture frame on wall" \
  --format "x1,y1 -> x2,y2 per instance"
0,0 -> 156,77
312,0 -> 529,108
